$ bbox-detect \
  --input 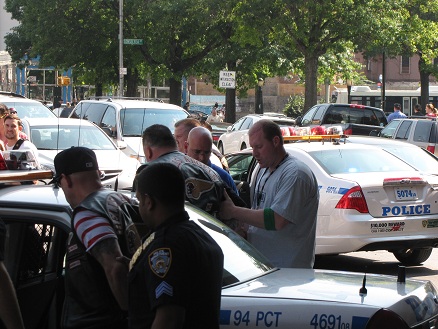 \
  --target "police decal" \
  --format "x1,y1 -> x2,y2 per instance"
149,248 -> 172,278
382,204 -> 431,216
